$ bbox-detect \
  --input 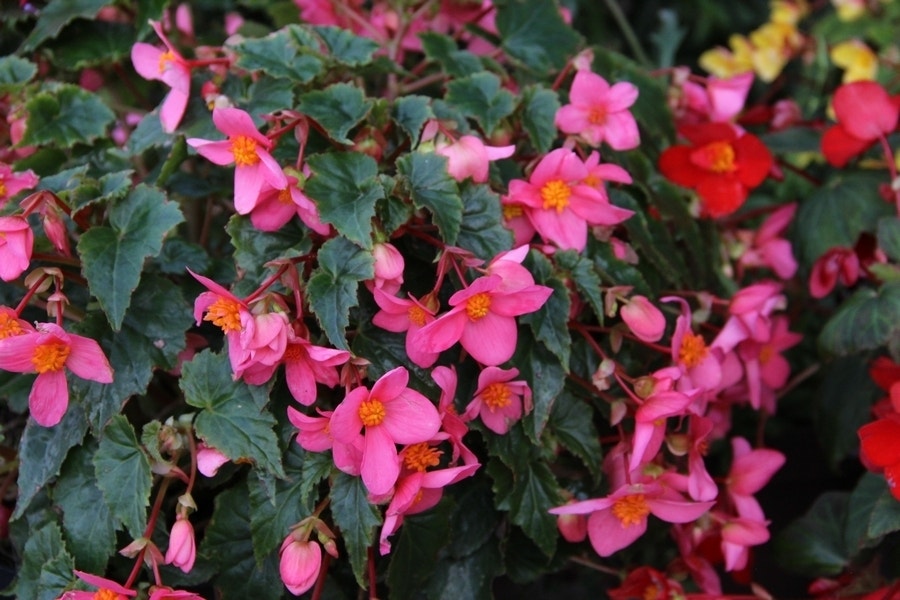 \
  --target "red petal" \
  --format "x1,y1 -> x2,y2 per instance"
821,124 -> 874,168
659,145 -> 705,188
833,81 -> 899,141
696,176 -> 747,218
677,122 -> 738,146
734,133 -> 773,188
859,417 -> 900,468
